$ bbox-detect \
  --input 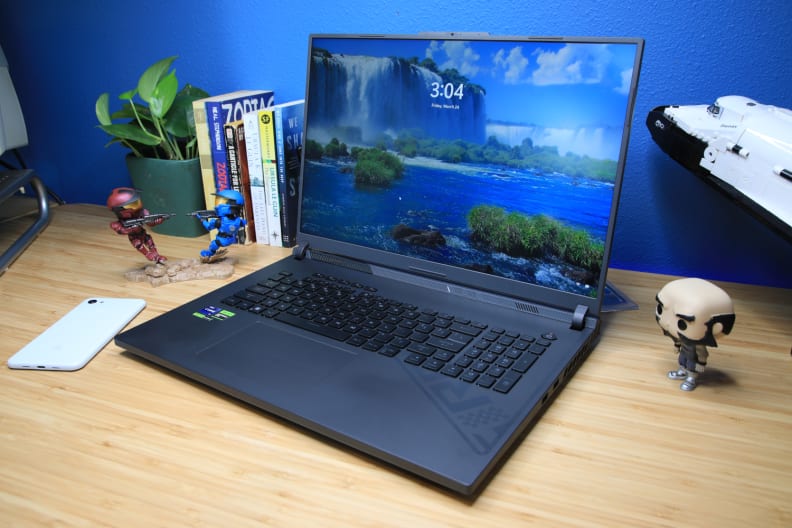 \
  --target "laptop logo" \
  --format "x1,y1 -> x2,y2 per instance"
193,305 -> 236,322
